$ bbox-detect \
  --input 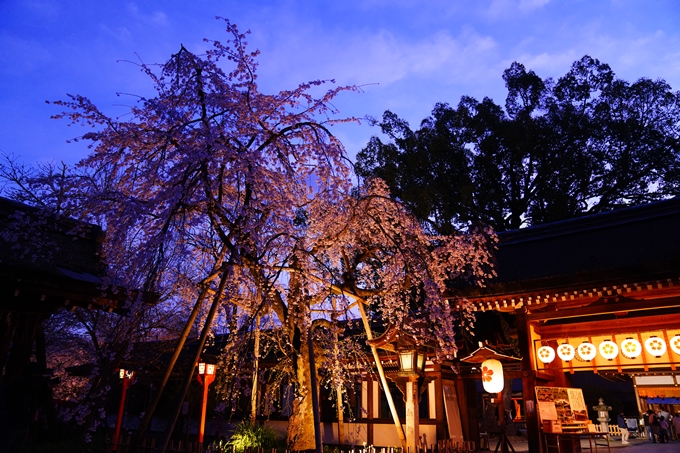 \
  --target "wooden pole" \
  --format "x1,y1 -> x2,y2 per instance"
158,266 -> 230,453
130,251 -> 225,451
357,300 -> 408,451
250,316 -> 261,424
308,326 -> 323,453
